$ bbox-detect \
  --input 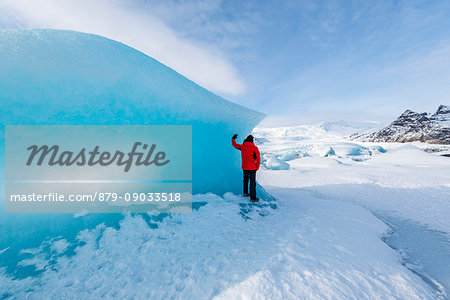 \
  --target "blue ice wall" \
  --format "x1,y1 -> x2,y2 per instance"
0,29 -> 264,195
